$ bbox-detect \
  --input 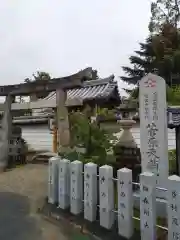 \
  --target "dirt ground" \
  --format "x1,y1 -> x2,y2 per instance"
0,164 -> 70,240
